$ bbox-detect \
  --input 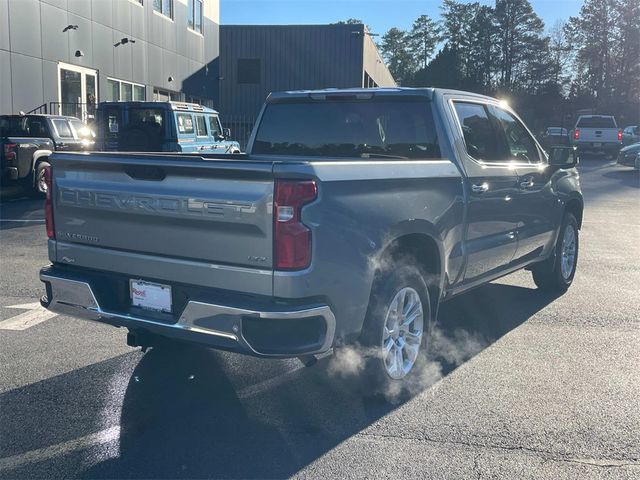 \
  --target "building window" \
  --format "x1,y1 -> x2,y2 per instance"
153,0 -> 173,19
106,78 -> 146,102
153,88 -> 182,102
237,59 -> 261,84
188,0 -> 204,34
364,72 -> 378,89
